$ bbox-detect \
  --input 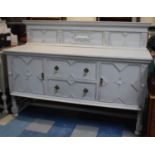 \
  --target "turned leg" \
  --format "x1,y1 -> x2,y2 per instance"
1,93 -> 8,115
11,96 -> 18,117
135,110 -> 143,136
